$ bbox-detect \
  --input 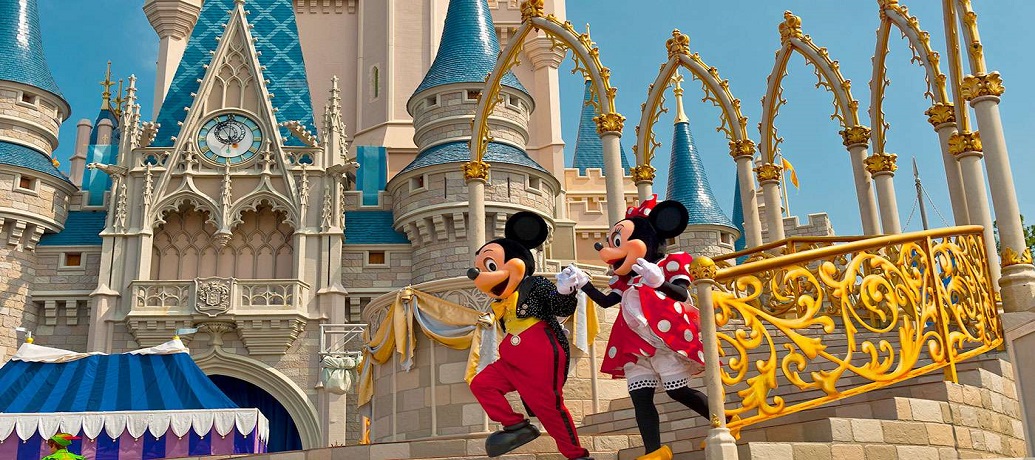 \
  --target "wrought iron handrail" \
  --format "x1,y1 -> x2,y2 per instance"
693,225 -> 1003,435
713,235 -> 866,267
